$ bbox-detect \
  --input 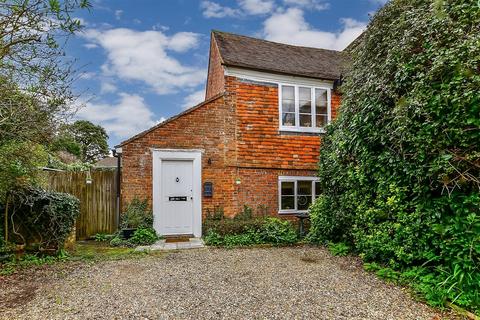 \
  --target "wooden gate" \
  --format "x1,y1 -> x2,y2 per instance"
46,170 -> 118,240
